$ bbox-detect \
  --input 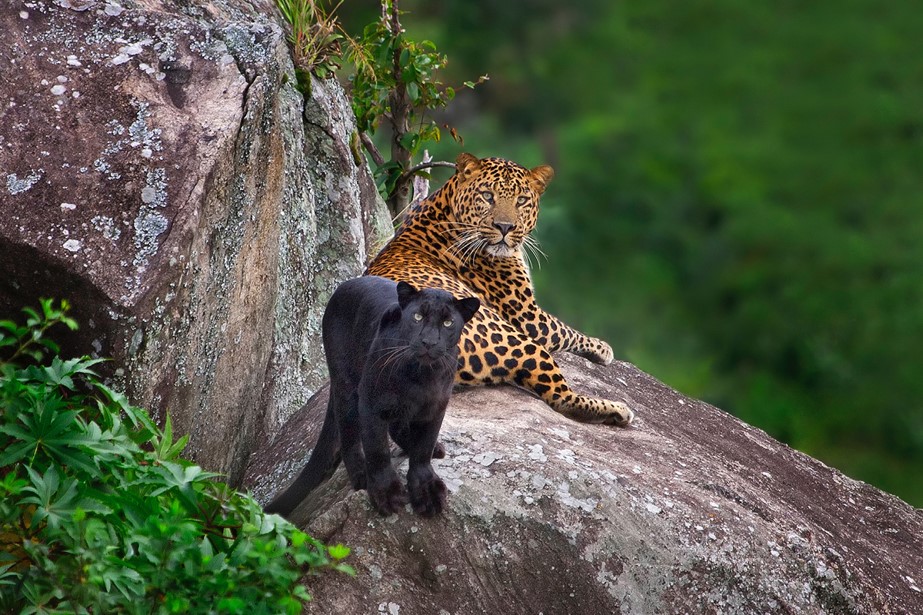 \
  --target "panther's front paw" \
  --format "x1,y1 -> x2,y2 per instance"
349,470 -> 367,491
366,473 -> 408,516
409,474 -> 448,517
